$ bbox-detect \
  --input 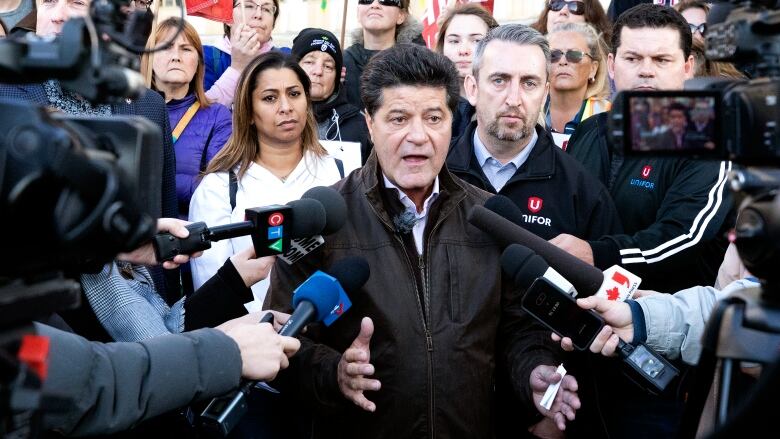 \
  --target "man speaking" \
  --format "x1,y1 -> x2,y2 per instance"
265,43 -> 580,438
